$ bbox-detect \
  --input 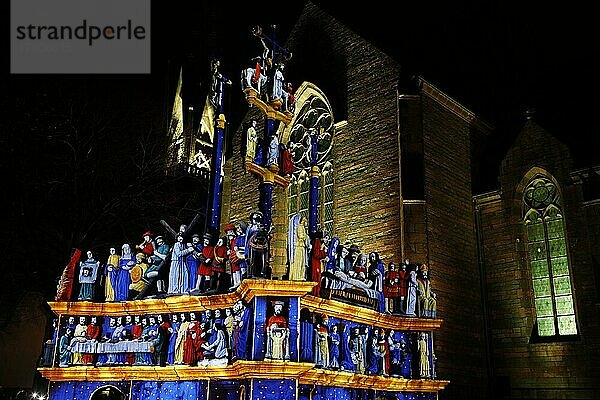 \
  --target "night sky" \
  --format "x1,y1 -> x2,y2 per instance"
2,0 -> 599,389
